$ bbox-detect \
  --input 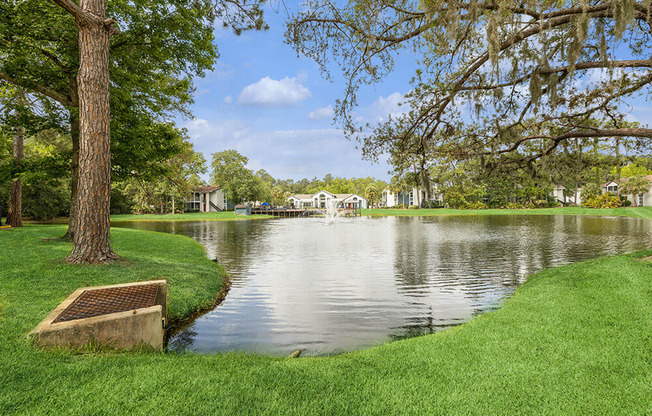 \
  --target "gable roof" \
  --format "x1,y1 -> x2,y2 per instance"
313,190 -> 336,197
194,185 -> 220,193
340,194 -> 366,201
602,175 -> 652,187
288,194 -> 313,200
